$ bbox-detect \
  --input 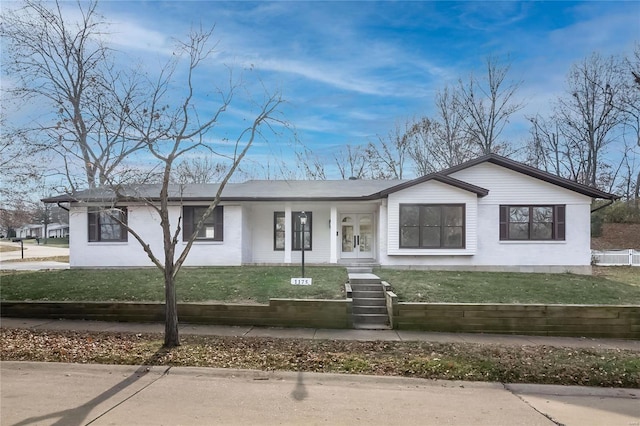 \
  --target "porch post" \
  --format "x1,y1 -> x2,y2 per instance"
284,206 -> 292,264
330,206 -> 338,263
